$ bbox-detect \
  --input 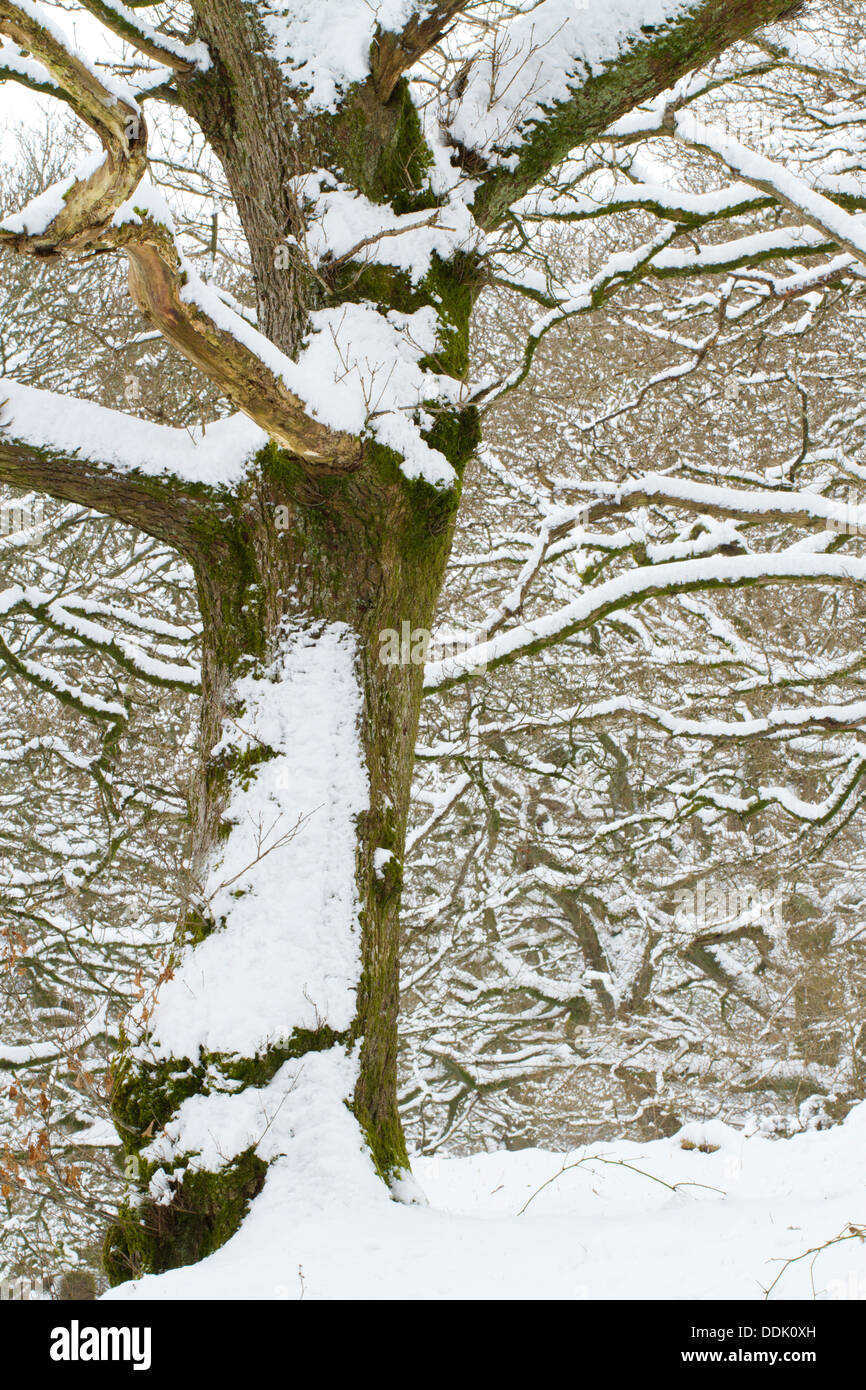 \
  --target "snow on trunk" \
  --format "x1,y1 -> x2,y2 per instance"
103,613 -> 412,1284
138,621 -> 374,1202
148,621 -> 369,1059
